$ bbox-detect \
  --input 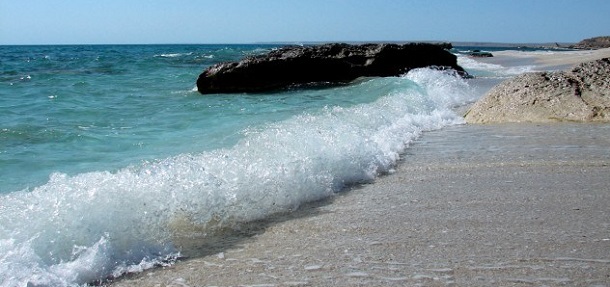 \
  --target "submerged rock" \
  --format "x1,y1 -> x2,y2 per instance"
196,43 -> 465,94
468,50 -> 493,57
465,58 -> 610,123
